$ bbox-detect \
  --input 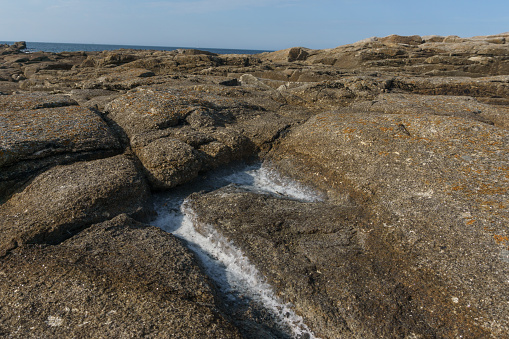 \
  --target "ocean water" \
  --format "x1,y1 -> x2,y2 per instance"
0,41 -> 271,55
152,162 -> 323,338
